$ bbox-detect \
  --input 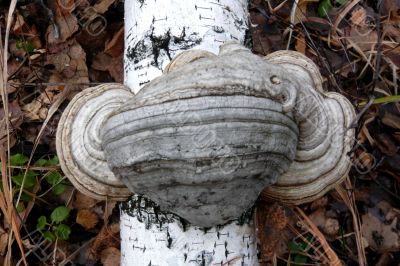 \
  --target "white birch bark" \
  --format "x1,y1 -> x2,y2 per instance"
121,0 -> 257,265
124,0 -> 249,93
120,196 -> 258,266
